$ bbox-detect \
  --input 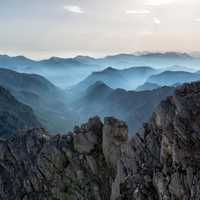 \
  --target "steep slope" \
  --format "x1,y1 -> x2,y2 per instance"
0,86 -> 40,138
0,81 -> 200,199
147,70 -> 200,86
72,66 -> 156,92
0,68 -> 76,133
110,81 -> 200,199
74,82 -> 175,134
